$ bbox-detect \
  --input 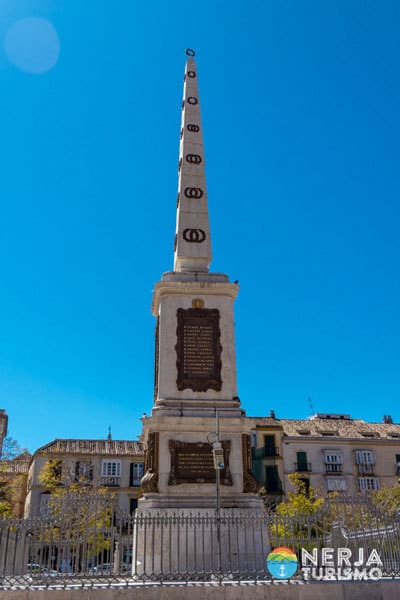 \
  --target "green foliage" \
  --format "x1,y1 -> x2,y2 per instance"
38,461 -> 116,561
0,437 -> 29,517
269,474 -> 326,550
0,498 -> 12,517
372,484 -> 400,517
270,476 -> 400,554
276,473 -> 325,517
39,459 -> 63,489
